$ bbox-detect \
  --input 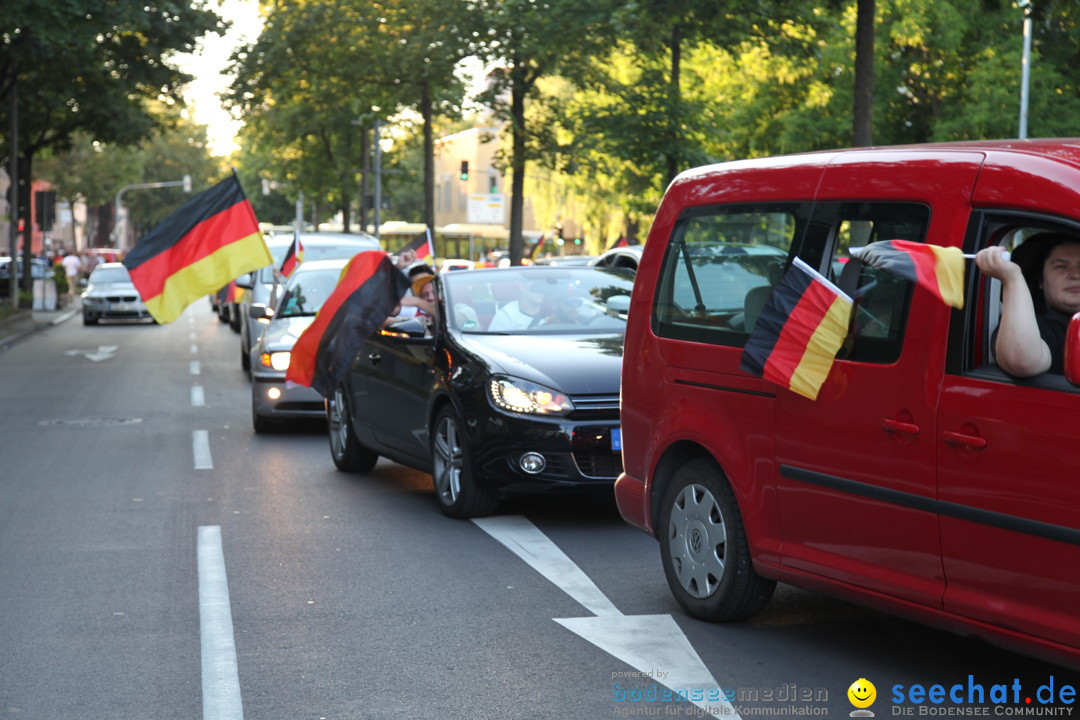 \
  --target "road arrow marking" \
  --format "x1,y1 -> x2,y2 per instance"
473,515 -> 738,718
64,345 -> 118,362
